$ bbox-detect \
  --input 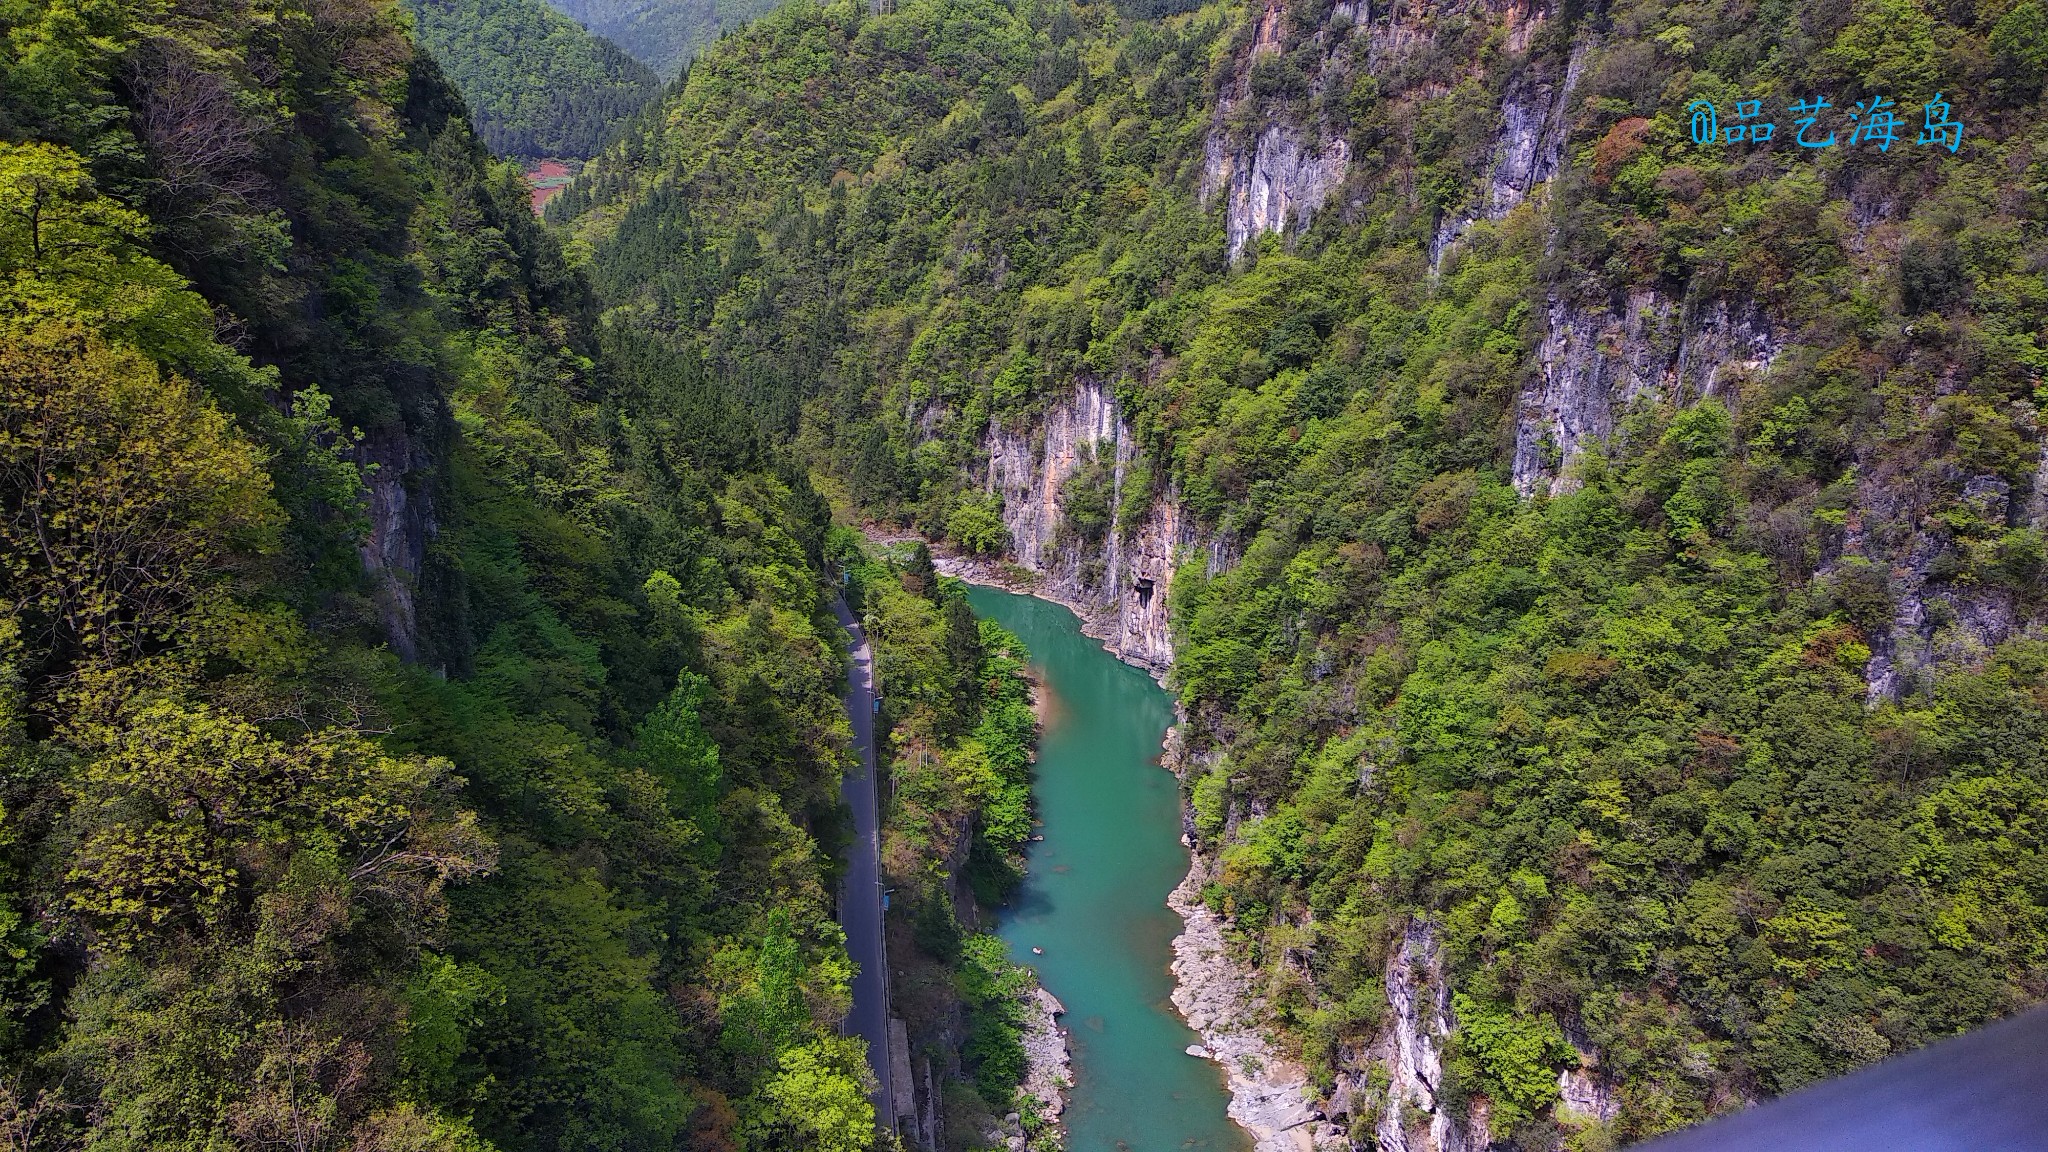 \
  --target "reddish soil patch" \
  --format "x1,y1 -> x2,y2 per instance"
524,160 -> 573,215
